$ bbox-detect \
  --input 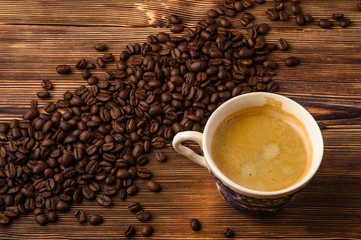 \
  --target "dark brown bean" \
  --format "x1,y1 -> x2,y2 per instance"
56,65 -> 71,74
142,225 -> 154,237
89,215 -> 103,225
124,224 -> 135,237
190,218 -> 201,231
